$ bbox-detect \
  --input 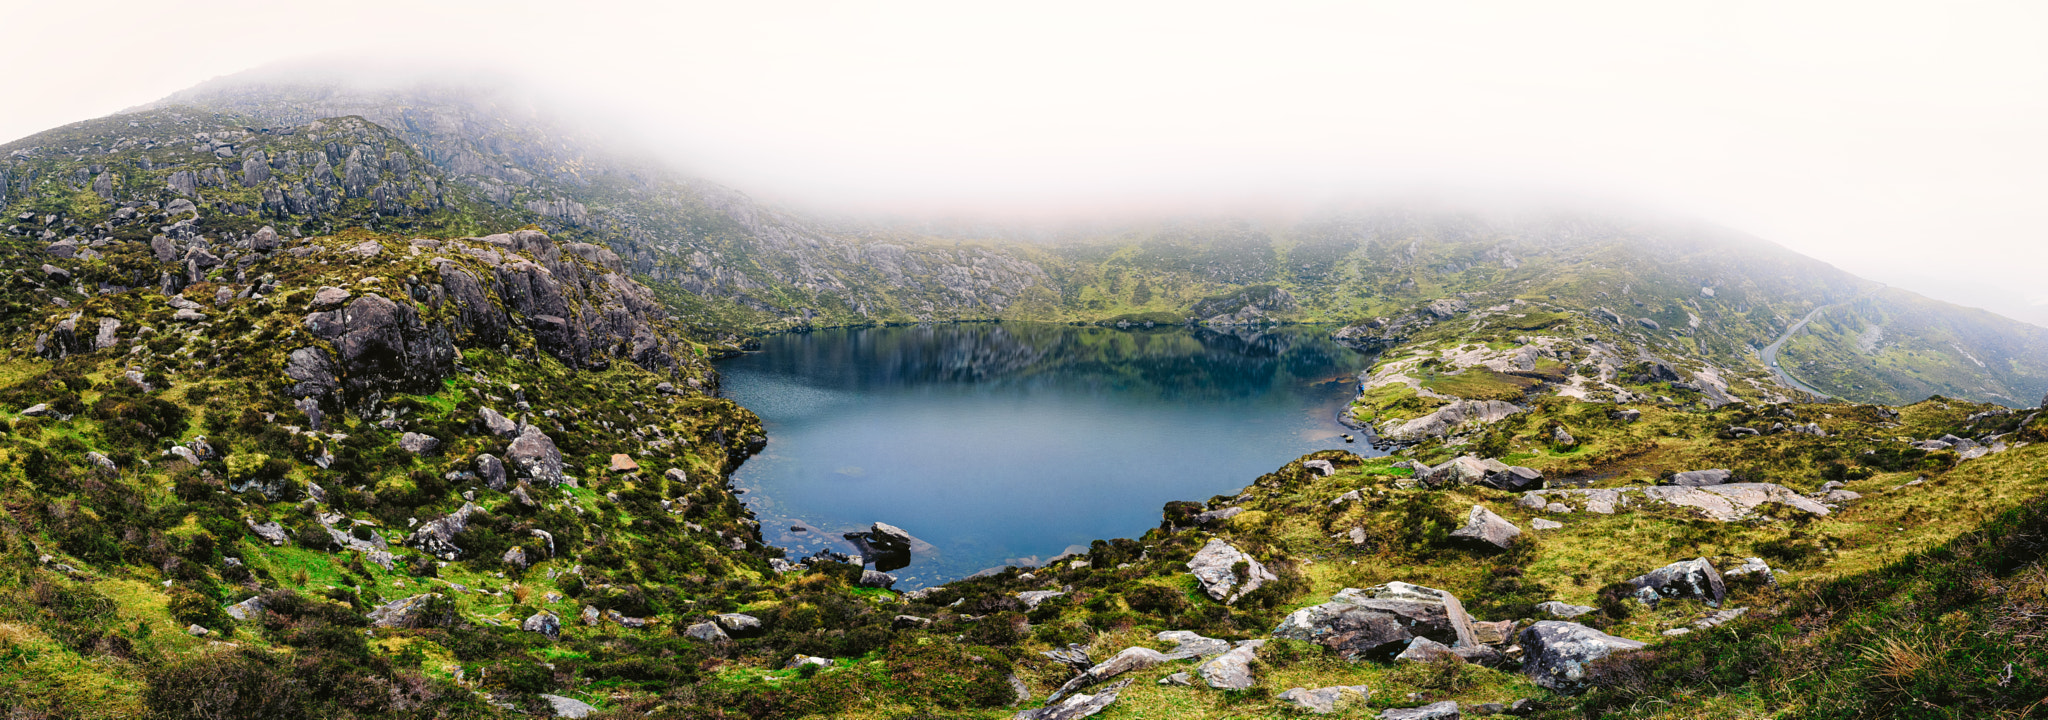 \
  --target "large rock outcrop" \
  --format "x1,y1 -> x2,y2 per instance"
1271,582 -> 1478,660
